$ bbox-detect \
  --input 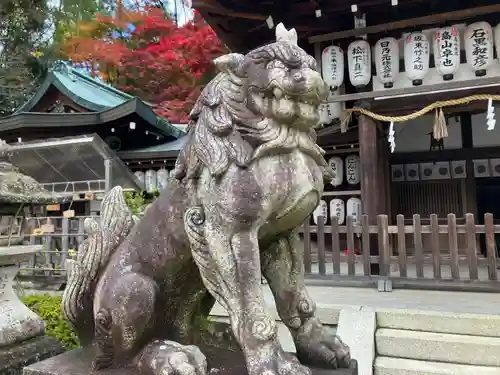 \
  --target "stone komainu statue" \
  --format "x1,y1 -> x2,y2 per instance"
62,23 -> 351,375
